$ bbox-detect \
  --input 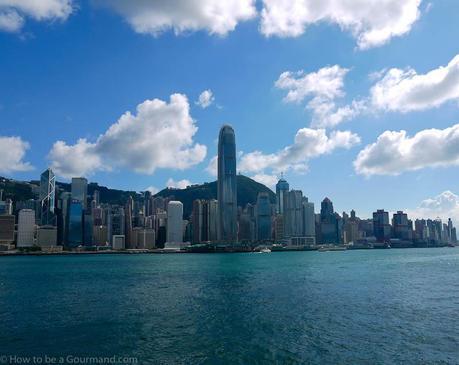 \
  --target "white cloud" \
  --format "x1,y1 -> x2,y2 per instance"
95,0 -> 256,36
48,94 -> 207,178
275,65 -> 365,128
0,136 -> 33,173
371,54 -> 459,112
260,0 -> 421,49
354,123 -> 459,176
250,173 -> 278,189
196,89 -> 215,109
0,0 -> 73,32
166,178 -> 192,189
205,155 -> 218,177
239,128 -> 360,175
145,186 -> 159,195
406,191 -> 459,224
